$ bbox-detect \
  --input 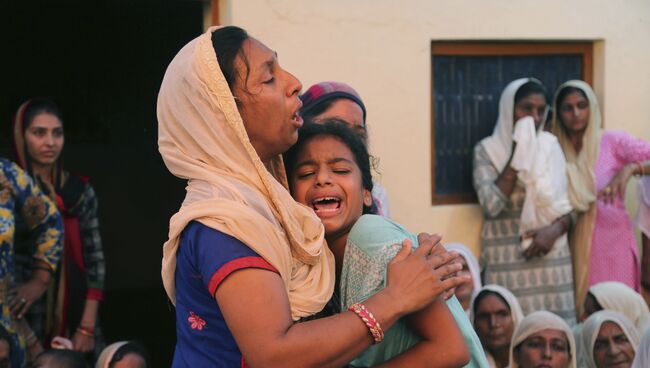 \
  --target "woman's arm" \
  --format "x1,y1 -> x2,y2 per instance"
473,144 -> 513,218
522,213 -> 572,259
376,298 -> 469,368
217,241 -> 467,368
